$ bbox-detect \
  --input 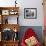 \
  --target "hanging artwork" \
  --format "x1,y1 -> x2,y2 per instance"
24,8 -> 37,19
